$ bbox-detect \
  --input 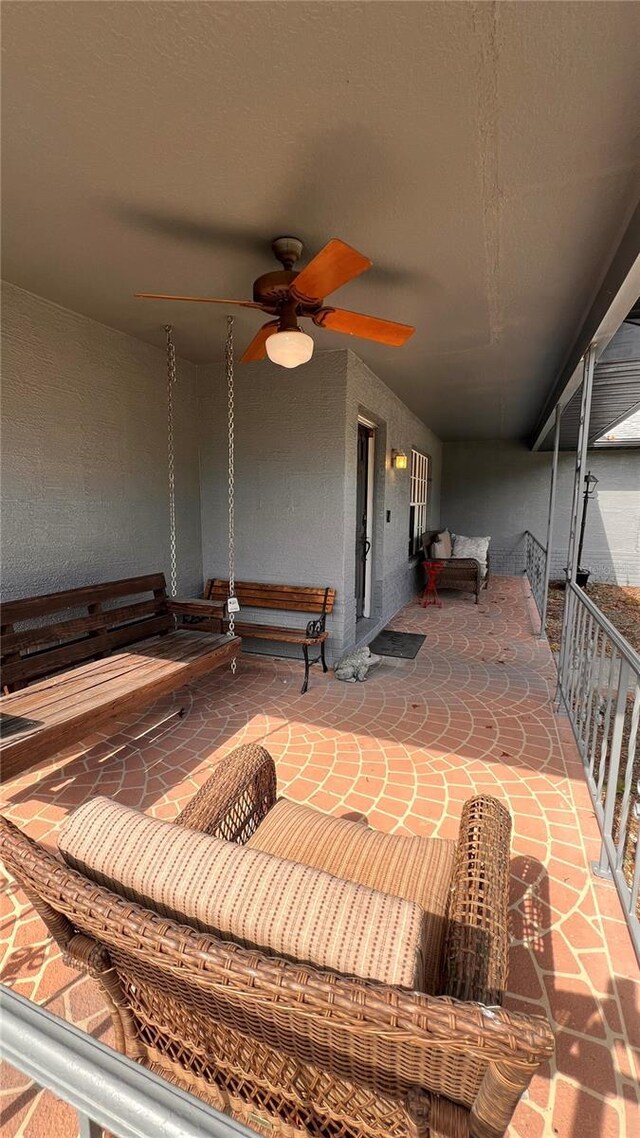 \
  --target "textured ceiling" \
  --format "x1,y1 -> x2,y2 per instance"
2,1 -> 640,440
